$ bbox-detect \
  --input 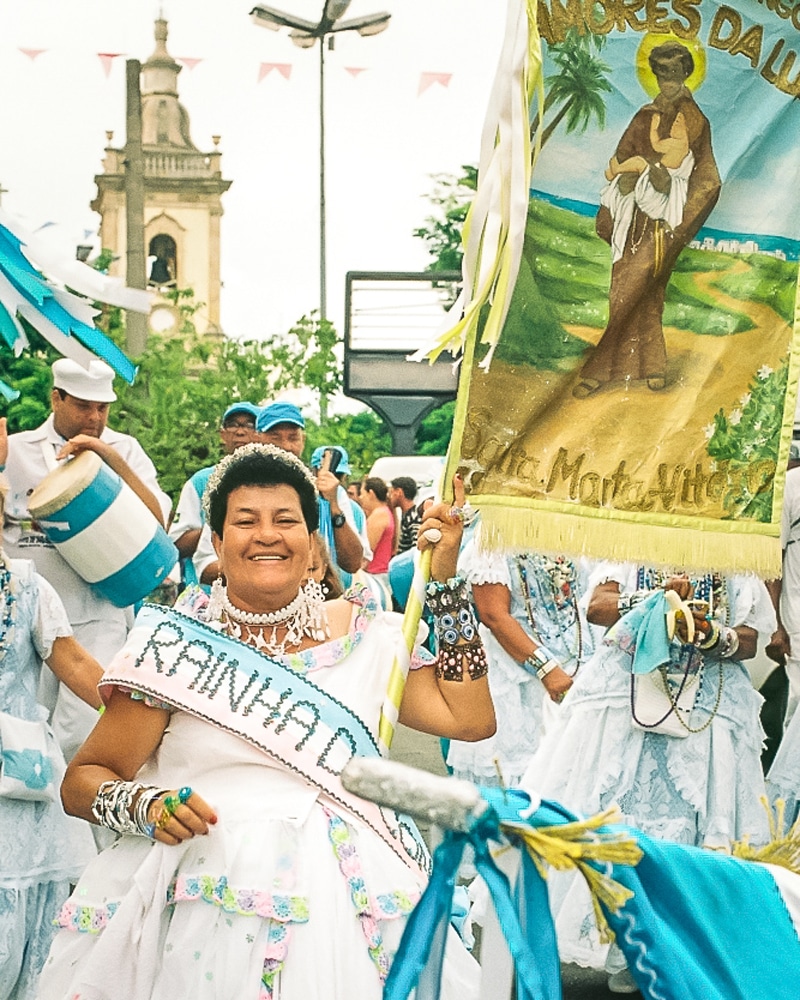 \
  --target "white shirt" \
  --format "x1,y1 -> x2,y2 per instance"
168,468 -> 211,542
4,415 -> 172,758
